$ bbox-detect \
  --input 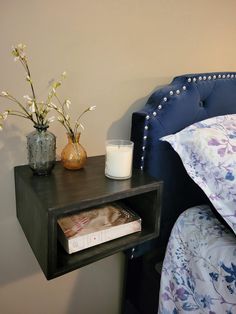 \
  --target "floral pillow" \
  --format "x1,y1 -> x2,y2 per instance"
161,114 -> 236,234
